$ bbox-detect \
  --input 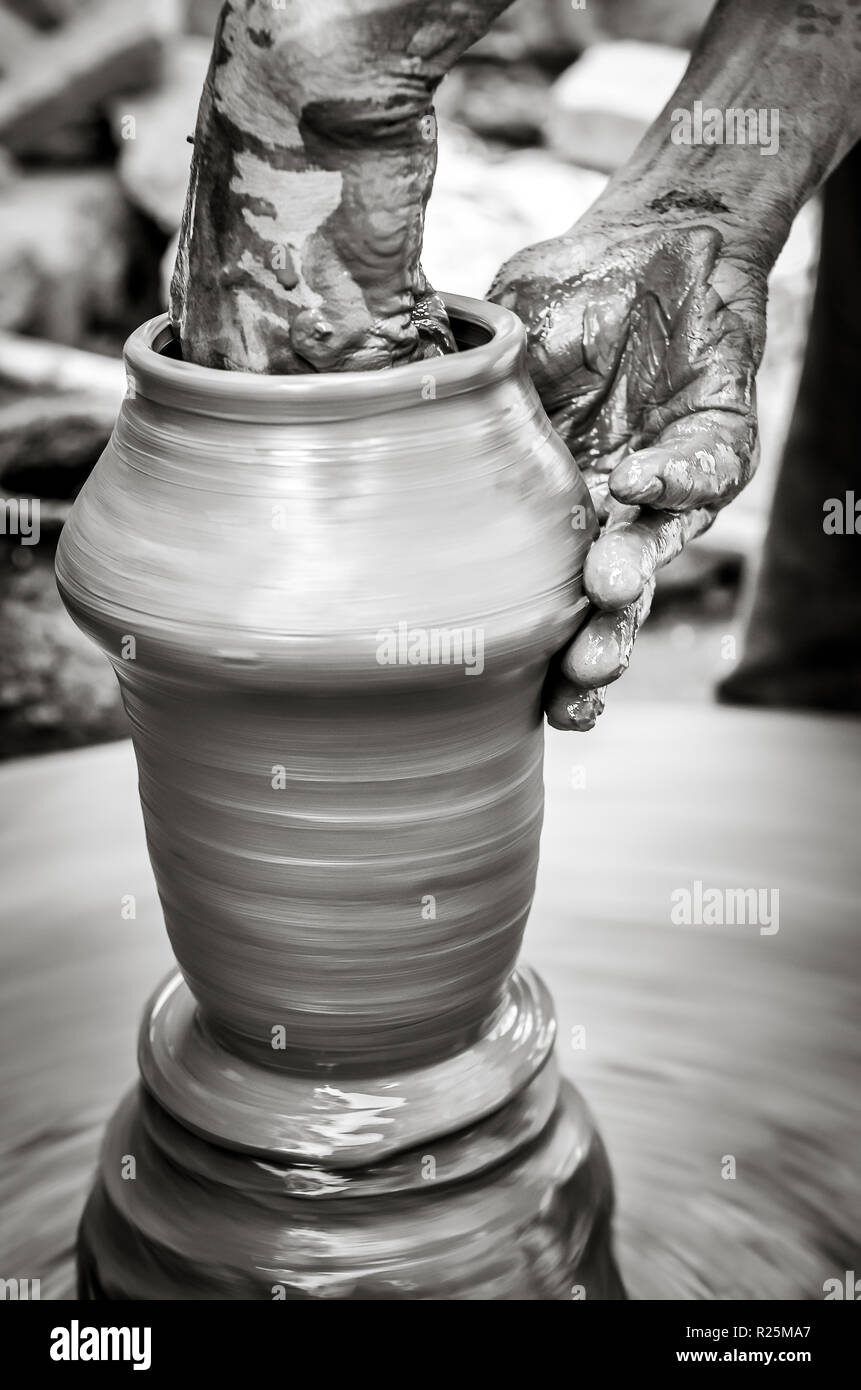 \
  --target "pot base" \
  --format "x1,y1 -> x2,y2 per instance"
77,1074 -> 625,1300
138,967 -> 556,1167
